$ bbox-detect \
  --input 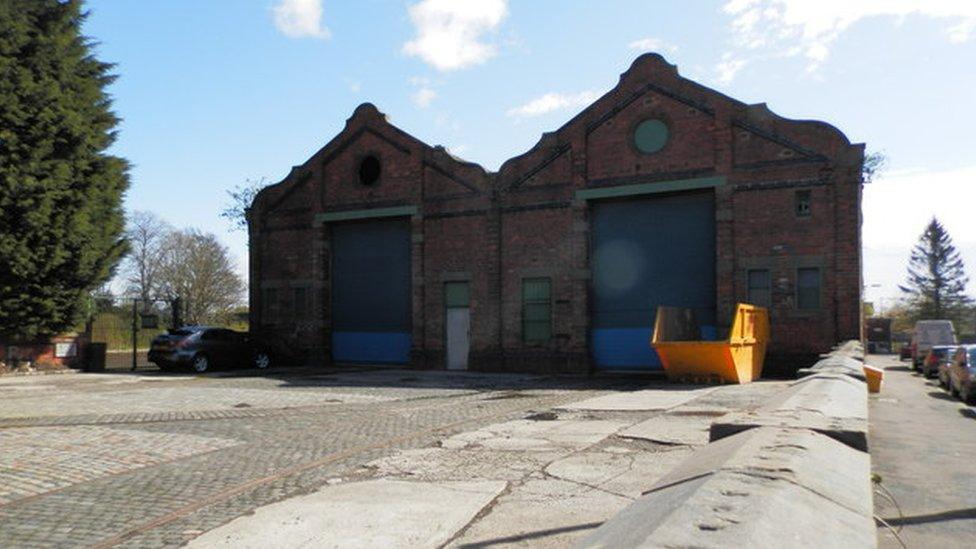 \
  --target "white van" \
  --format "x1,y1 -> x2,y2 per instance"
911,320 -> 957,369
